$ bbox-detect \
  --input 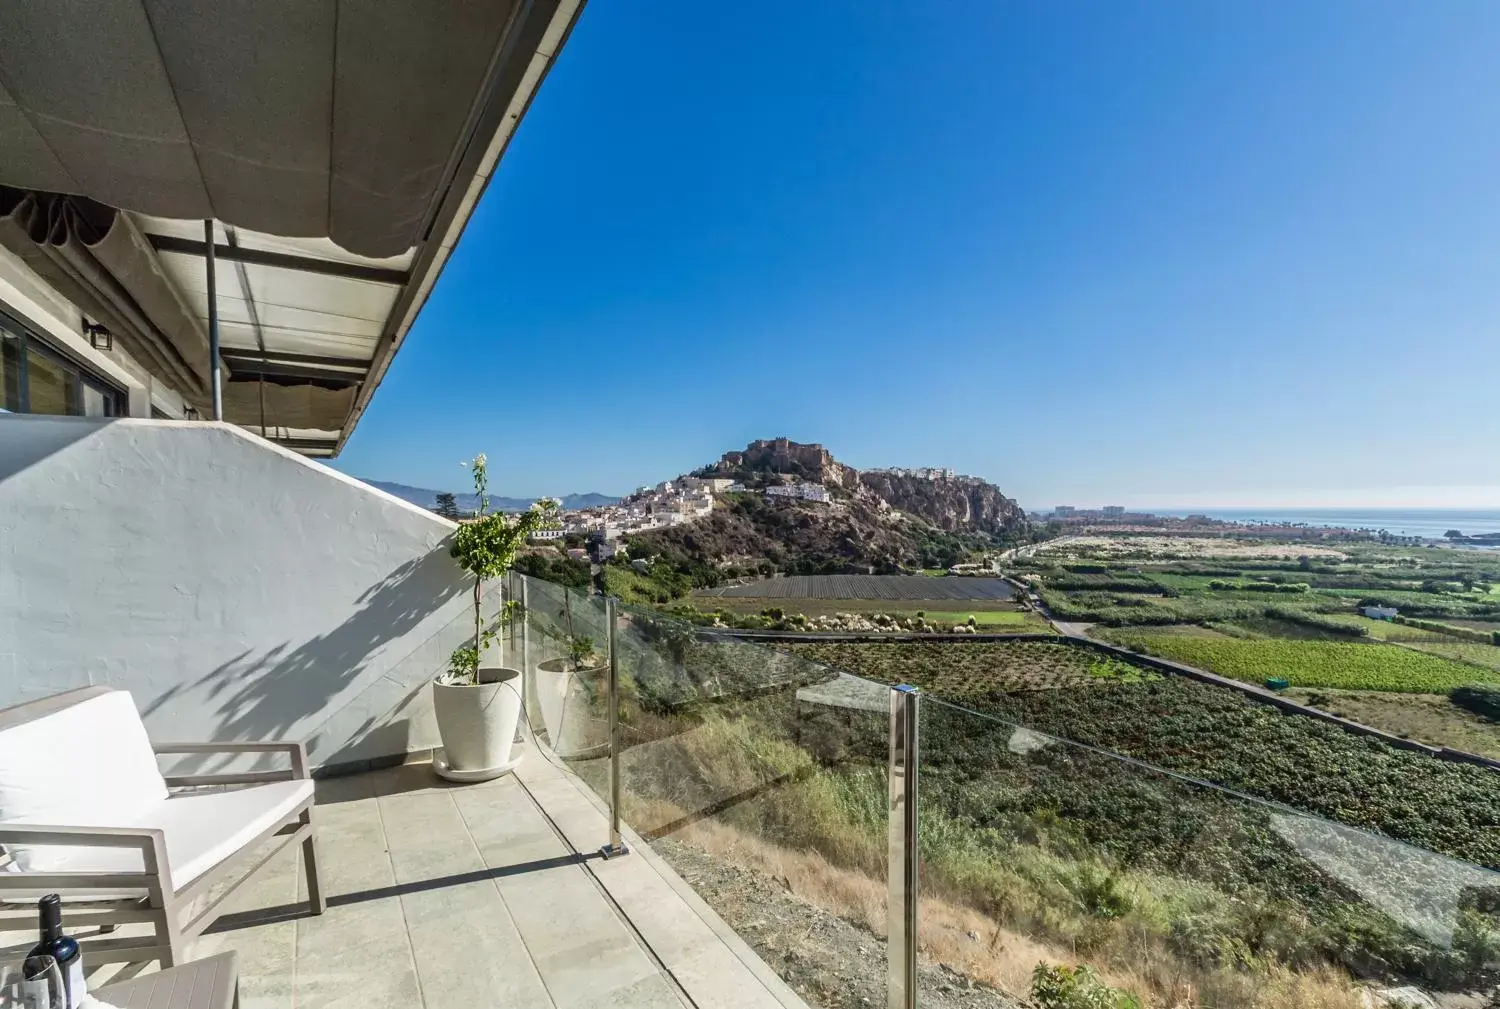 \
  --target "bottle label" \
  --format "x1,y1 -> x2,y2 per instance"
64,960 -> 84,1009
